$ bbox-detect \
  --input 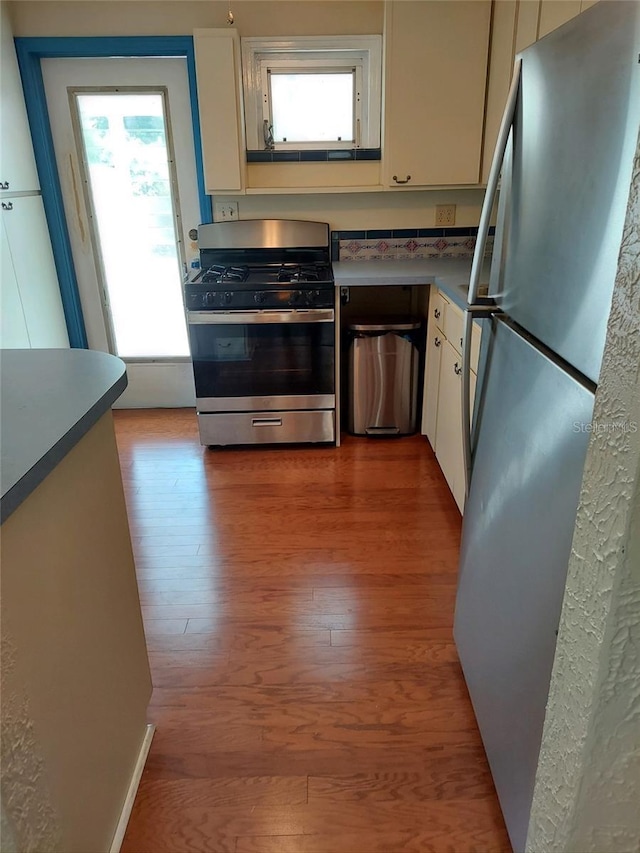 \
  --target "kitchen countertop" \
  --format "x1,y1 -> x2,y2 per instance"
1,349 -> 127,523
332,258 -> 491,309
